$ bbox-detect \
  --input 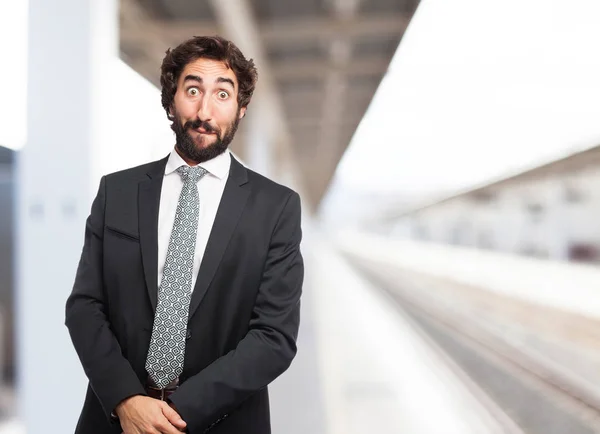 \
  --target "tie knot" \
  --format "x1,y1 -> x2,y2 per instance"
176,165 -> 207,183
